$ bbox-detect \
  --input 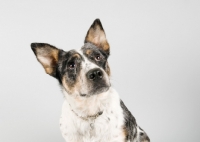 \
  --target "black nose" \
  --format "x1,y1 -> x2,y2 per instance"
87,68 -> 103,81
